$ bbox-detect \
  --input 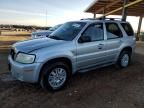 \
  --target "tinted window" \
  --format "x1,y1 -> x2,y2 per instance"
106,23 -> 123,39
81,23 -> 104,42
121,23 -> 134,36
